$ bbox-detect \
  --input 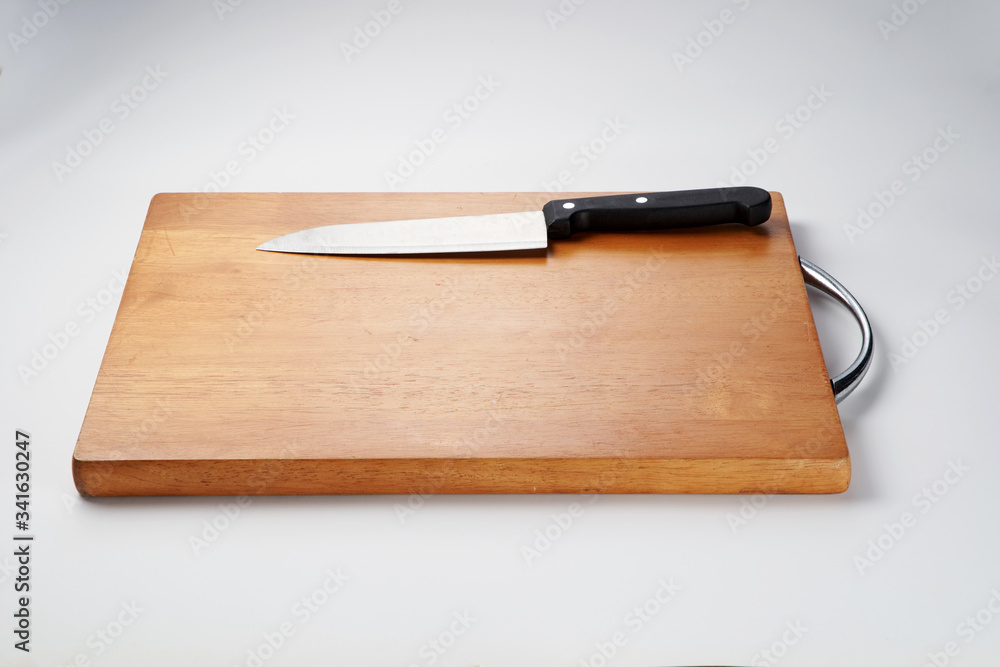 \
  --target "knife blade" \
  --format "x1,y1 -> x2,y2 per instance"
256,187 -> 771,255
